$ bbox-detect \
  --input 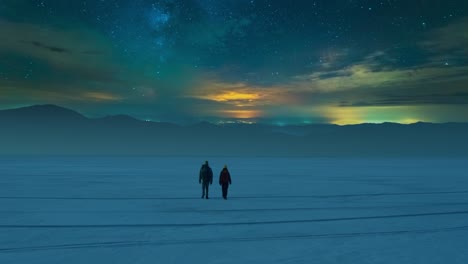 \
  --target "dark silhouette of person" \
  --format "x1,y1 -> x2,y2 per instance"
219,165 -> 232,200
199,160 -> 213,199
